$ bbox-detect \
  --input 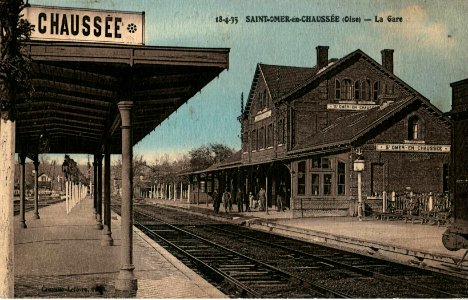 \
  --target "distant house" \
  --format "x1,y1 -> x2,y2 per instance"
38,172 -> 52,190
